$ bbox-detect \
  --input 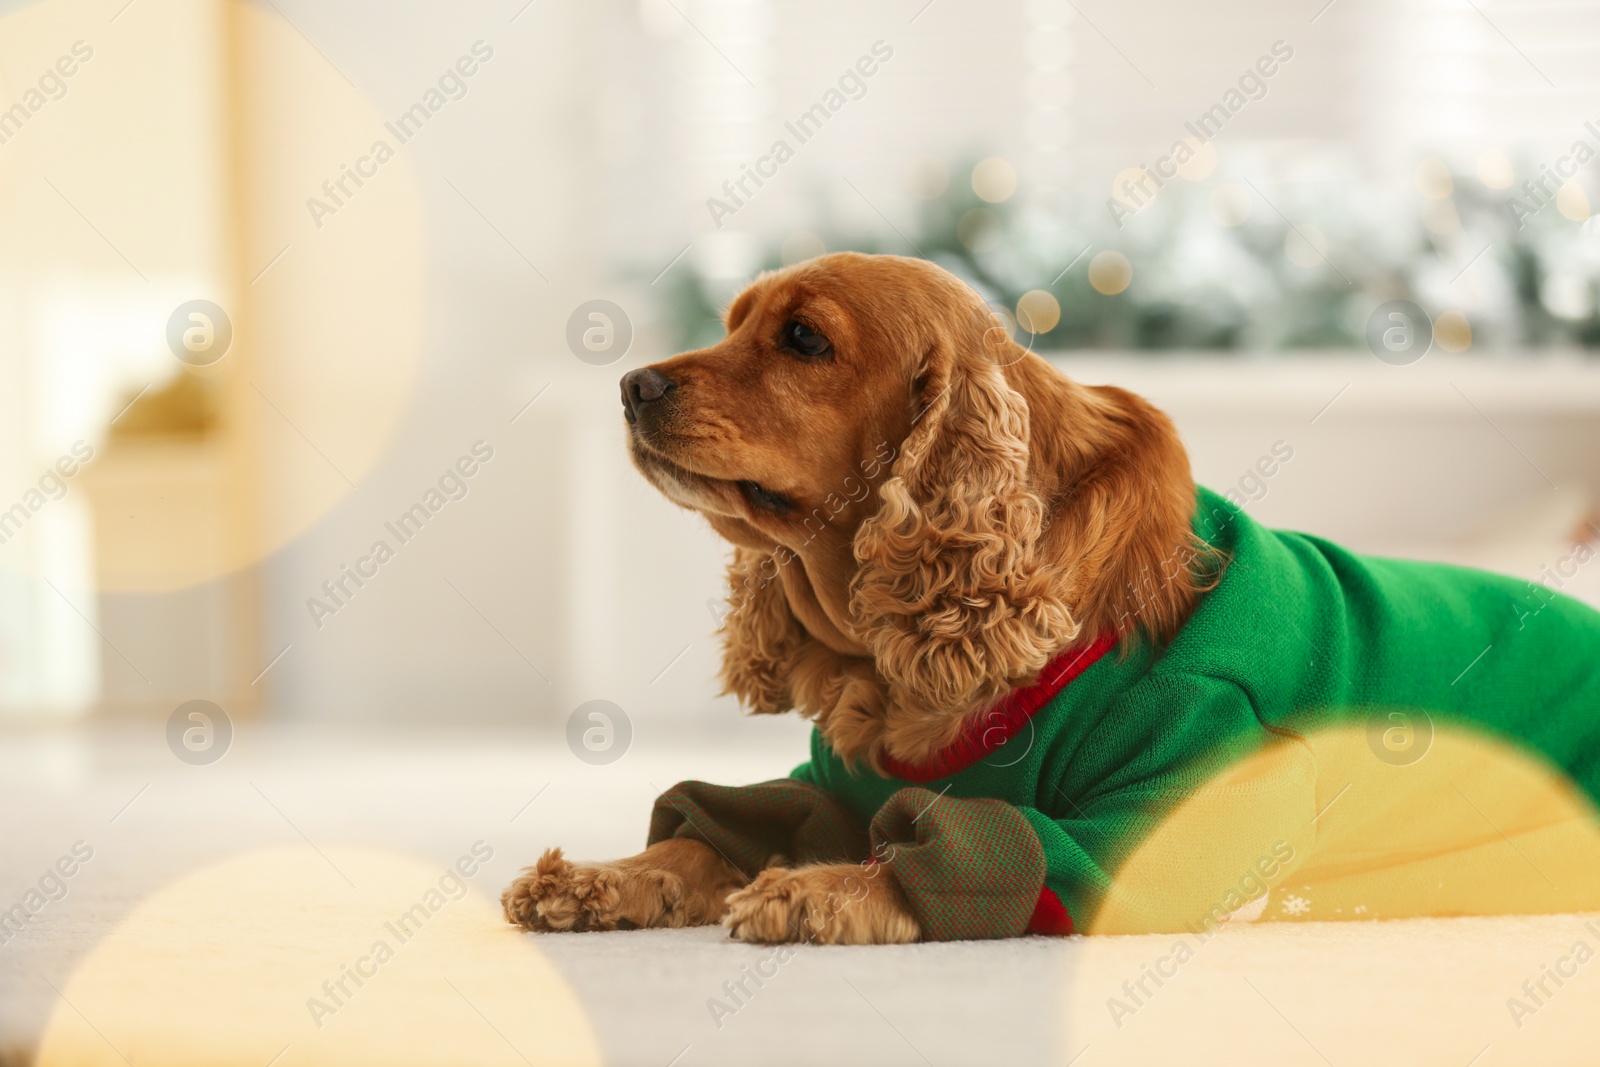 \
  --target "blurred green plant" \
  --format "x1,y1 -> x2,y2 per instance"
658,155 -> 1600,355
